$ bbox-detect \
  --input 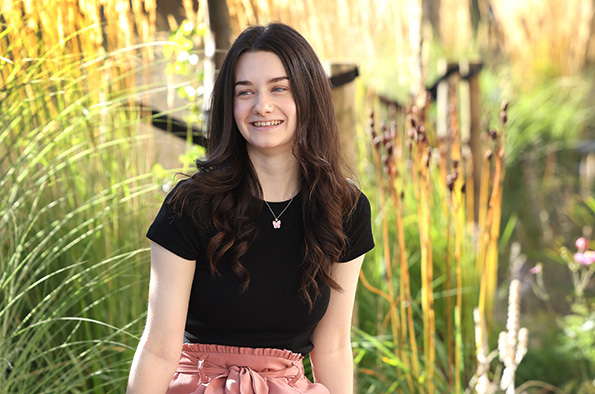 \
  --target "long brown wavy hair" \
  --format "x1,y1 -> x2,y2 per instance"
168,23 -> 359,309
